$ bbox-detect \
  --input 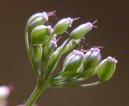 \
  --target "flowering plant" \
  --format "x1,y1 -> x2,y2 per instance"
0,11 -> 118,106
